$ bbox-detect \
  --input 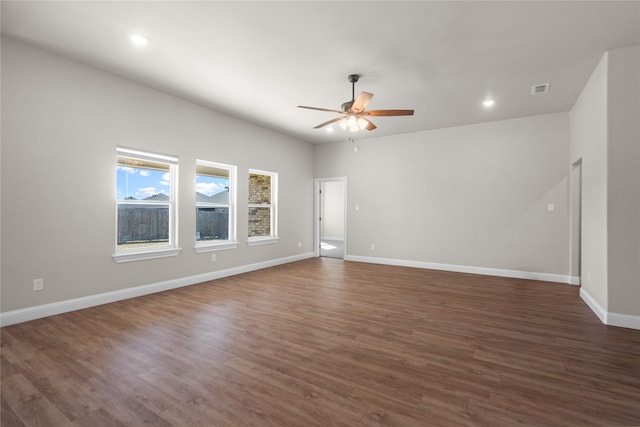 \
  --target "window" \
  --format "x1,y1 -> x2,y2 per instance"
113,148 -> 180,262
248,169 -> 278,245
195,160 -> 238,252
